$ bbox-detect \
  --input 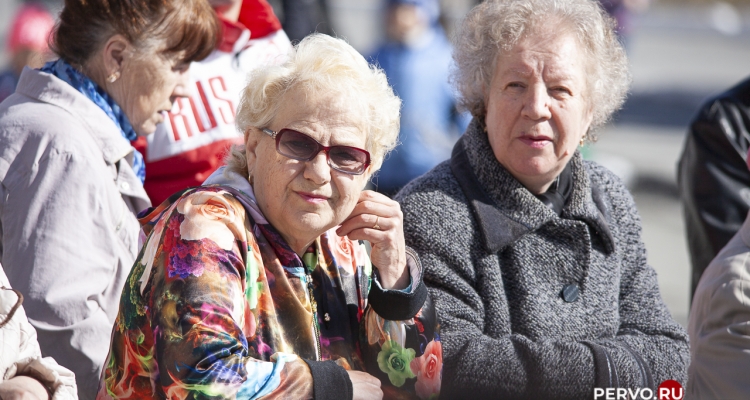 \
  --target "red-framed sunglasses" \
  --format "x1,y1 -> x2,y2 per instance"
262,128 -> 371,175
